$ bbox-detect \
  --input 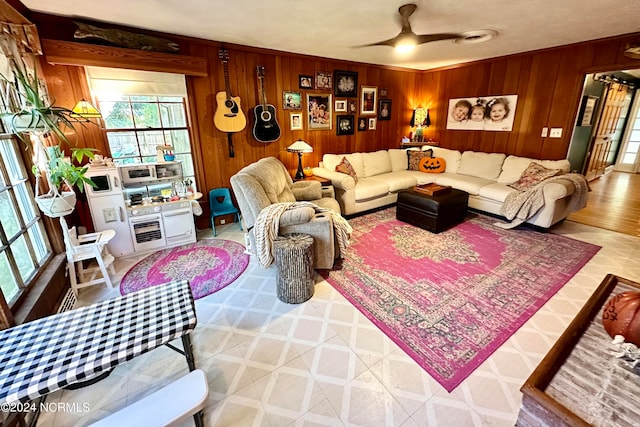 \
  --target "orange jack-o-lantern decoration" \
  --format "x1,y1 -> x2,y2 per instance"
418,157 -> 446,173
602,291 -> 640,346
